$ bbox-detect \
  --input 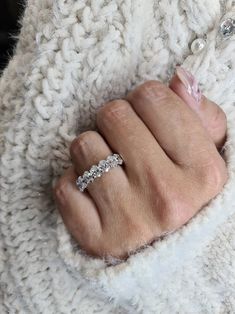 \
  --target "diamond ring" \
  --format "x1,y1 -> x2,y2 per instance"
76,153 -> 124,192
